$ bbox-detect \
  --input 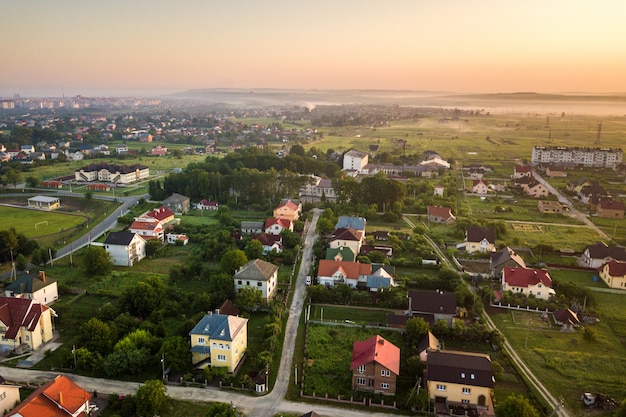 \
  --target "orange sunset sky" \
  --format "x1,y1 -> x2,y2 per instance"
1,0 -> 626,96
